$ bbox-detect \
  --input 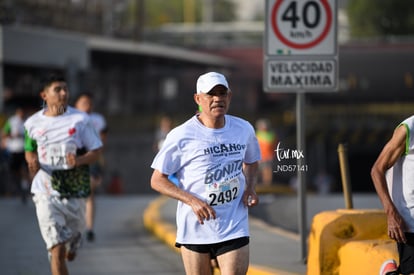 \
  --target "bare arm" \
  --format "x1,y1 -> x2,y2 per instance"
243,162 -> 259,207
25,151 -> 40,180
371,125 -> 407,243
150,170 -> 216,224
66,148 -> 102,168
